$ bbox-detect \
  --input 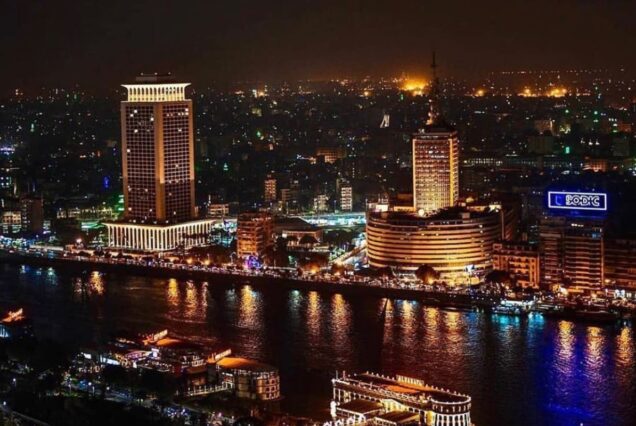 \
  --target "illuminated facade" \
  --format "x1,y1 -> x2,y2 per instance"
412,53 -> 459,216
331,372 -> 471,426
493,242 -> 540,288
412,127 -> 459,216
121,74 -> 195,223
236,212 -> 273,258
264,176 -> 277,203
366,209 -> 500,283
105,219 -> 213,251
539,216 -> 605,289
340,183 -> 353,212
